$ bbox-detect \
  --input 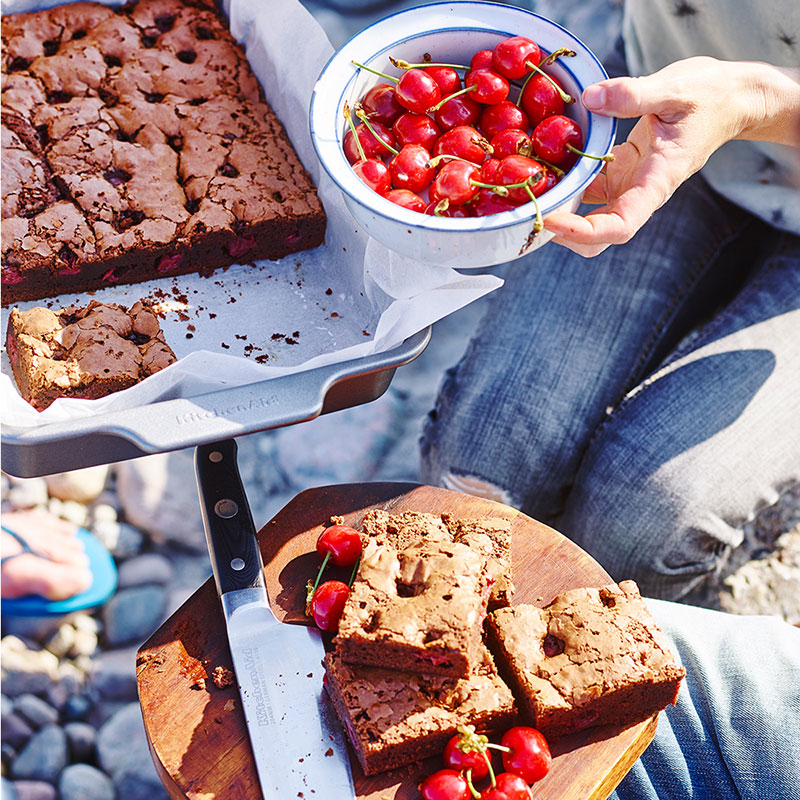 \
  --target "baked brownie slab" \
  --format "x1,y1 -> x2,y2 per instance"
1,0 -> 325,304
334,537 -> 491,679
486,581 -> 685,739
360,509 -> 515,608
325,644 -> 517,776
5,299 -> 176,410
